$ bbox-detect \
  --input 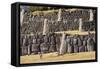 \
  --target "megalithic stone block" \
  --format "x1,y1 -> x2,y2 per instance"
59,32 -> 66,55
89,9 -> 93,21
79,18 -> 82,32
20,9 -> 24,26
57,9 -> 62,21
43,19 -> 48,35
